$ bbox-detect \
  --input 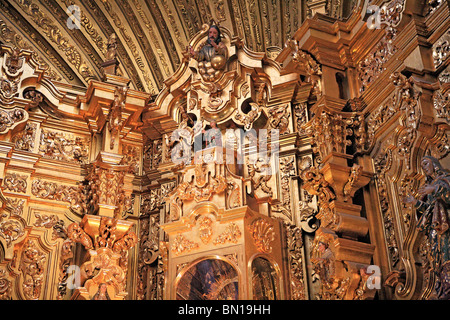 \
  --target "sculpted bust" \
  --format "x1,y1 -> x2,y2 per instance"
188,24 -> 228,82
